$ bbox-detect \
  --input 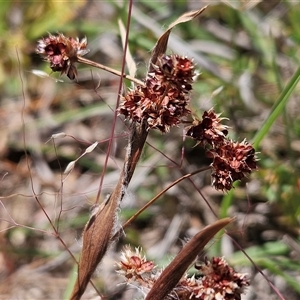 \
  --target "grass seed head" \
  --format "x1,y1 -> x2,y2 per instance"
36,33 -> 89,79
118,54 -> 195,133
208,139 -> 257,191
